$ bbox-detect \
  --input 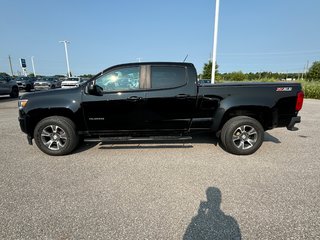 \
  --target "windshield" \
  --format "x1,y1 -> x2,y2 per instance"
42,78 -> 54,82
16,77 -> 28,80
